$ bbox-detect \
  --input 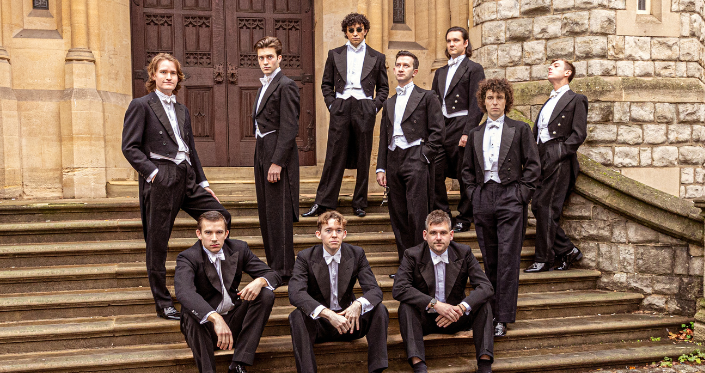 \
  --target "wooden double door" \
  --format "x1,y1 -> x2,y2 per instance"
130,0 -> 316,166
